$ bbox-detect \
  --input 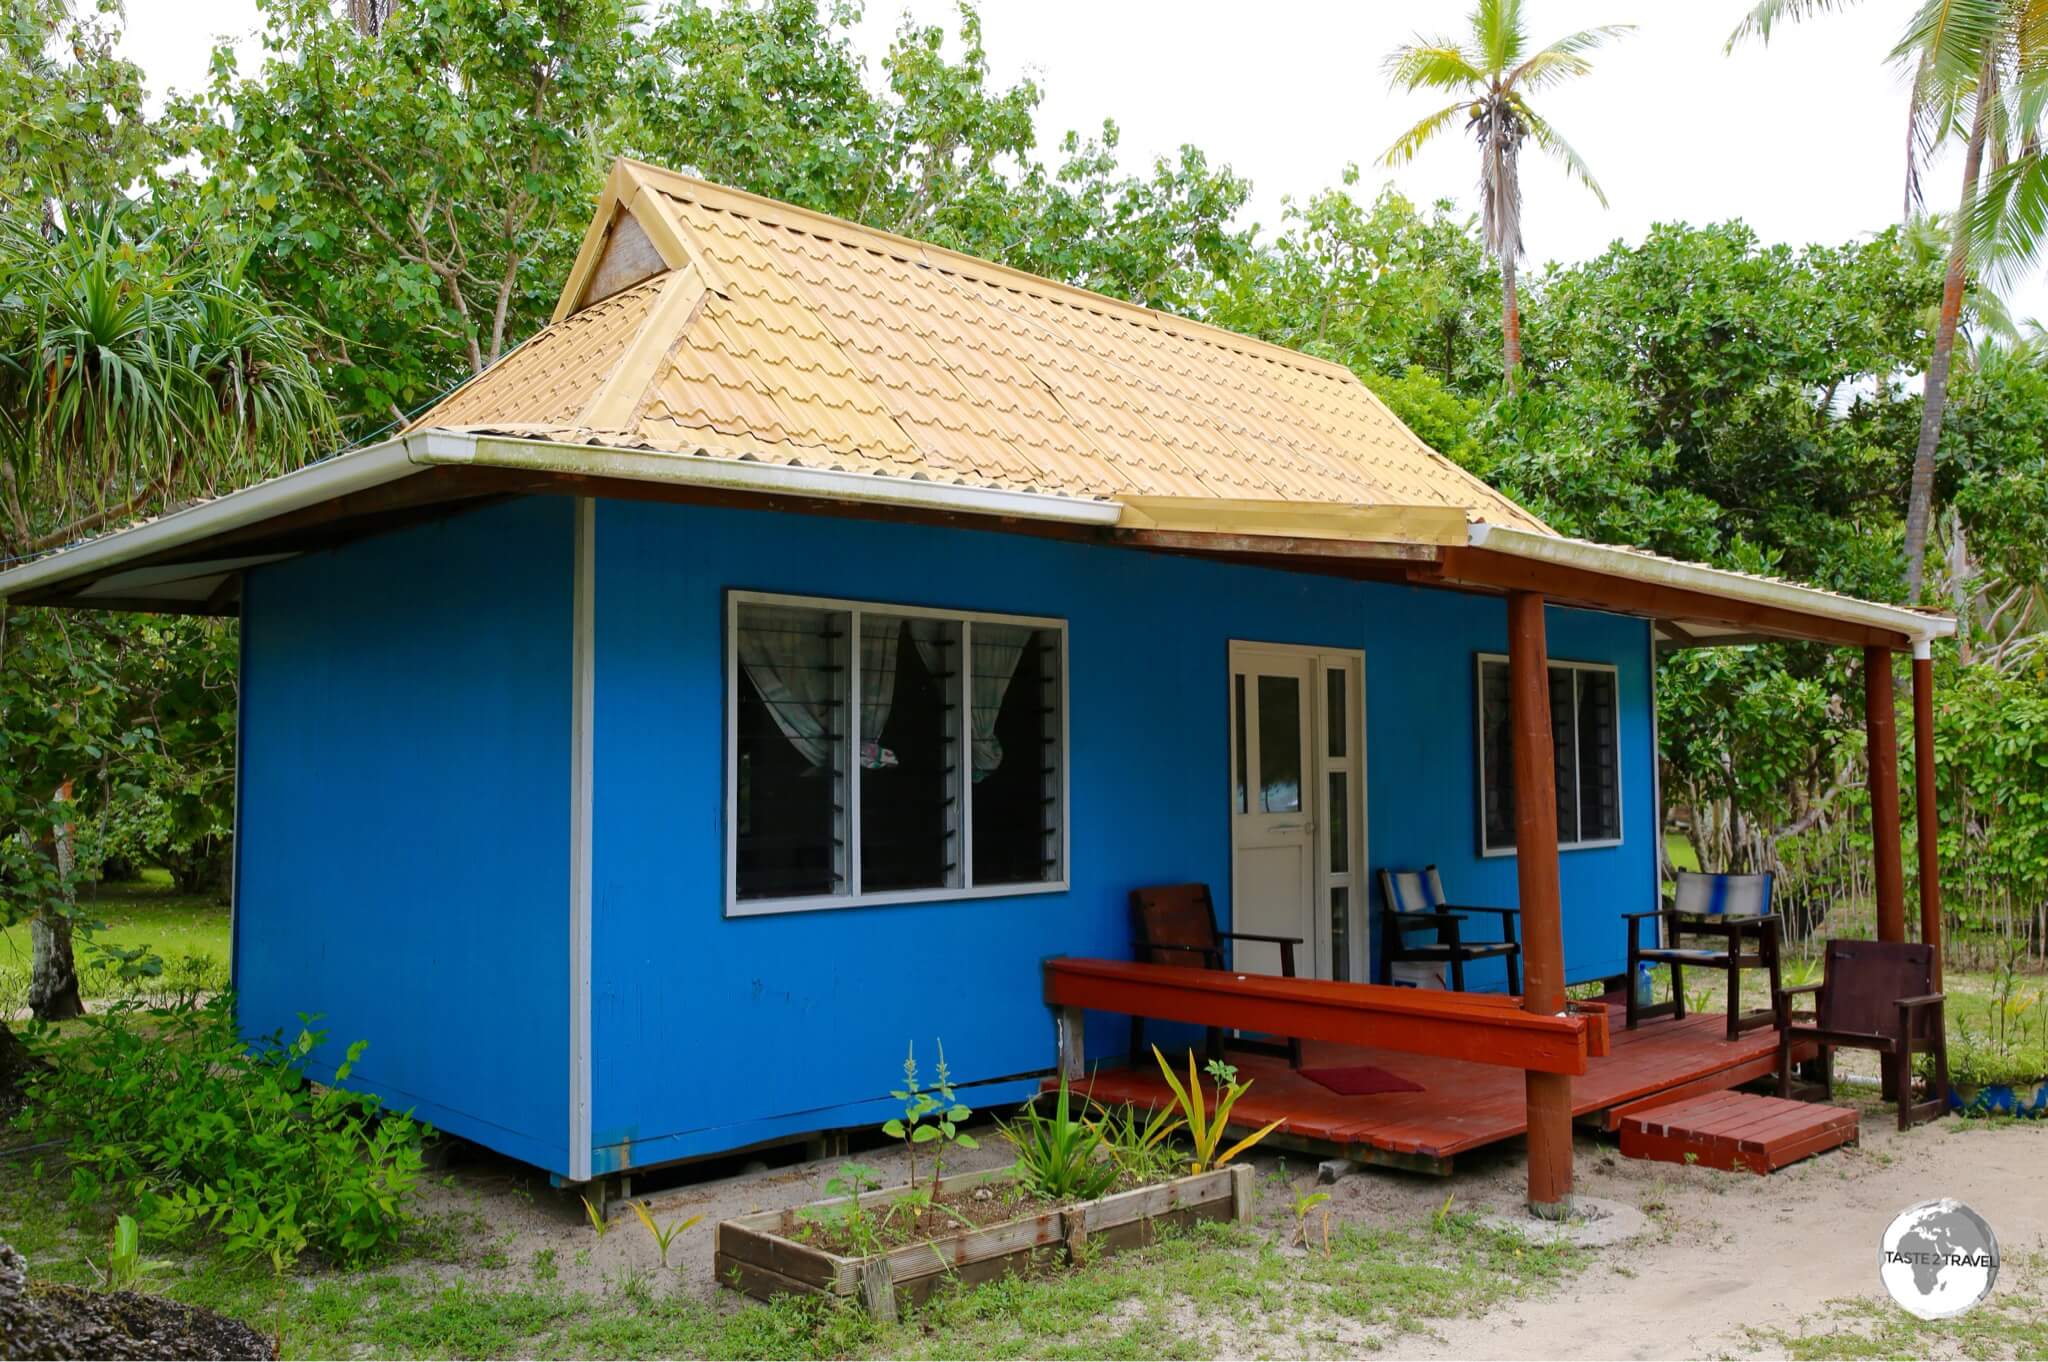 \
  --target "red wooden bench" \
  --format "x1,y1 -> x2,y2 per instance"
1043,957 -> 1610,1078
